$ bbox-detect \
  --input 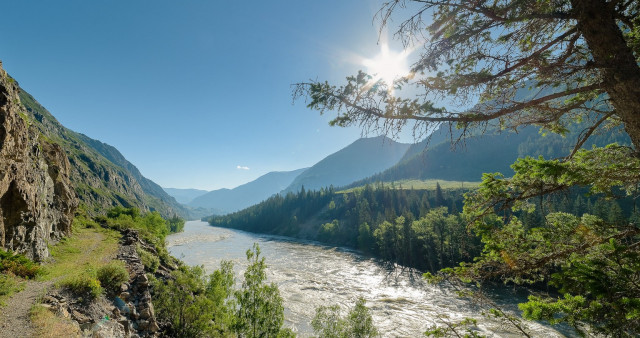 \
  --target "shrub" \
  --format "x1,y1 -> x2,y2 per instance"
62,274 -> 103,300
0,249 -> 40,278
137,246 -> 159,273
97,261 -> 129,294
